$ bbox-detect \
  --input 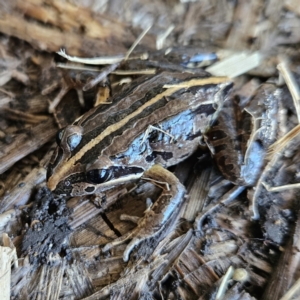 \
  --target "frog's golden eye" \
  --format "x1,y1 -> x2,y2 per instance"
86,168 -> 113,184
